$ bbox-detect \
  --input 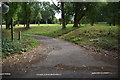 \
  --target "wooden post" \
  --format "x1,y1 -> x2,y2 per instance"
11,18 -> 14,41
18,31 -> 21,40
